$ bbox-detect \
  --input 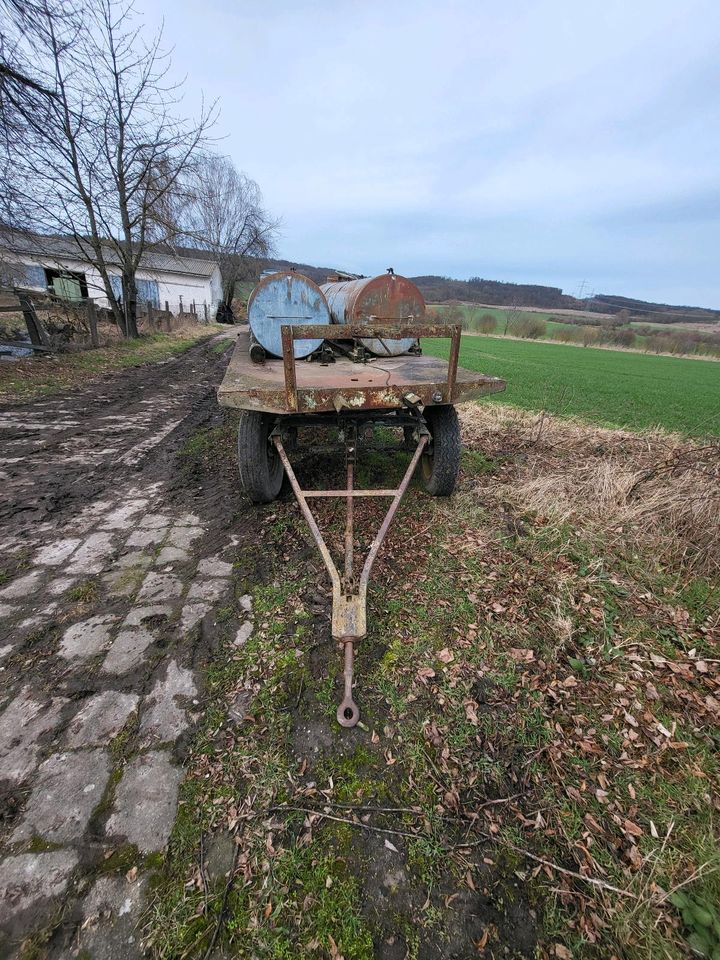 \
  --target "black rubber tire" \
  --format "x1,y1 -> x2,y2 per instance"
421,405 -> 461,496
237,411 -> 284,503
